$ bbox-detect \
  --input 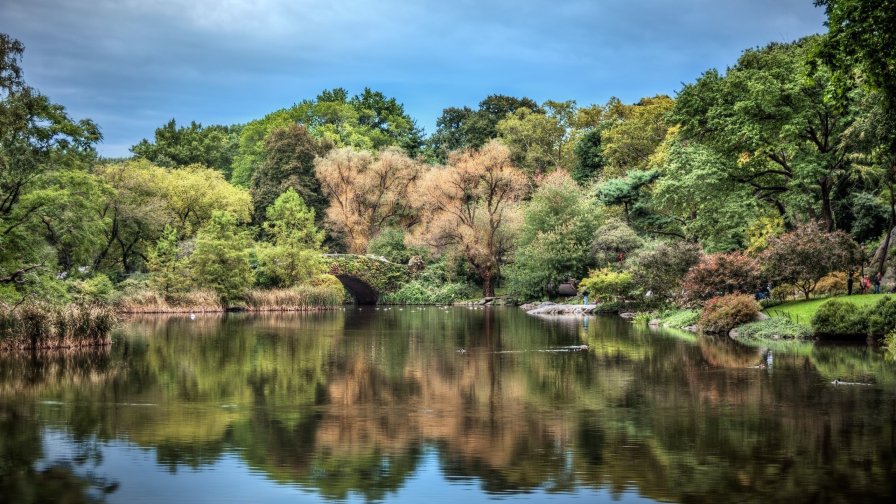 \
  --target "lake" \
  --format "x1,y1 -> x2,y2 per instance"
1,307 -> 895,503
